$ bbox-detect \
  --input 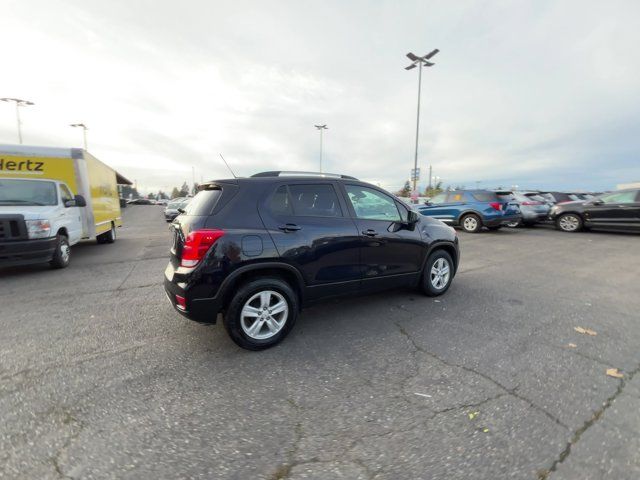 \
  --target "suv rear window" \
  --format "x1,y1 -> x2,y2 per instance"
183,188 -> 221,216
471,191 -> 499,202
